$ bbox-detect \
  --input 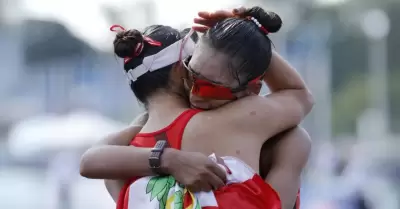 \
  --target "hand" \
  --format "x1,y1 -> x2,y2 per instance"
193,6 -> 247,32
130,112 -> 148,126
162,149 -> 227,192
